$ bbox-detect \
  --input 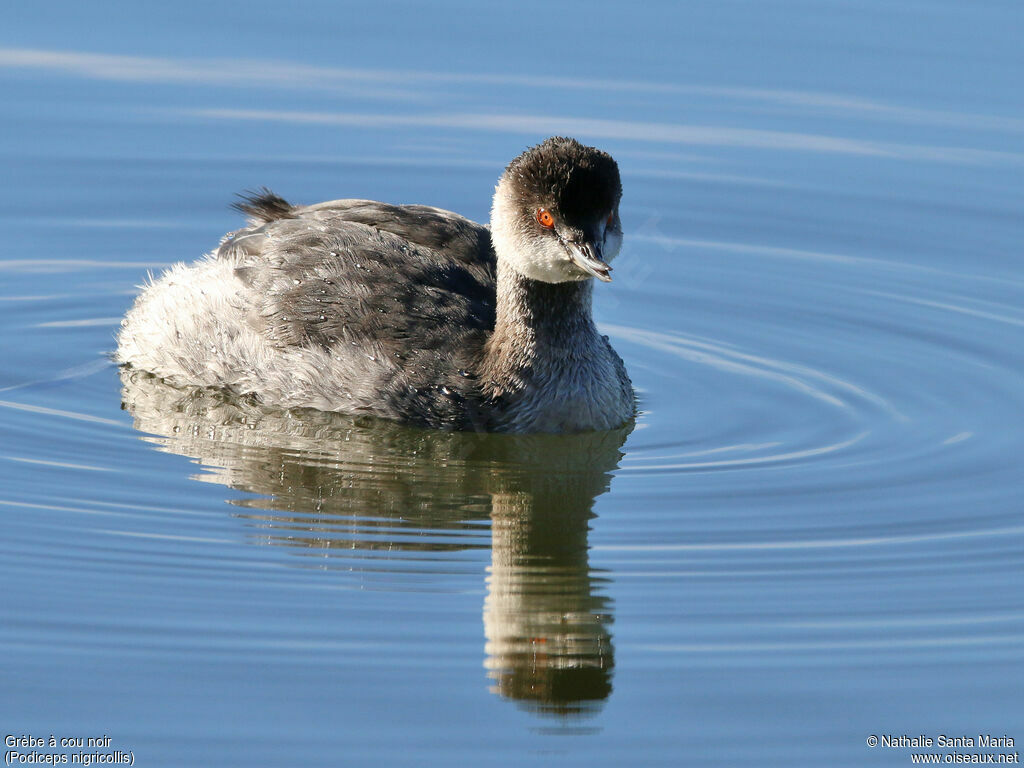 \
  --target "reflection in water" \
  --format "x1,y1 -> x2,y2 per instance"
485,490 -> 613,715
119,368 -> 629,716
